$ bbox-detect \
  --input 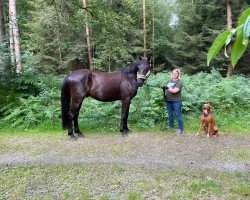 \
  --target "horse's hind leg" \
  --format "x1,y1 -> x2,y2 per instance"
67,112 -> 75,140
69,98 -> 84,139
74,101 -> 84,138
69,81 -> 88,139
